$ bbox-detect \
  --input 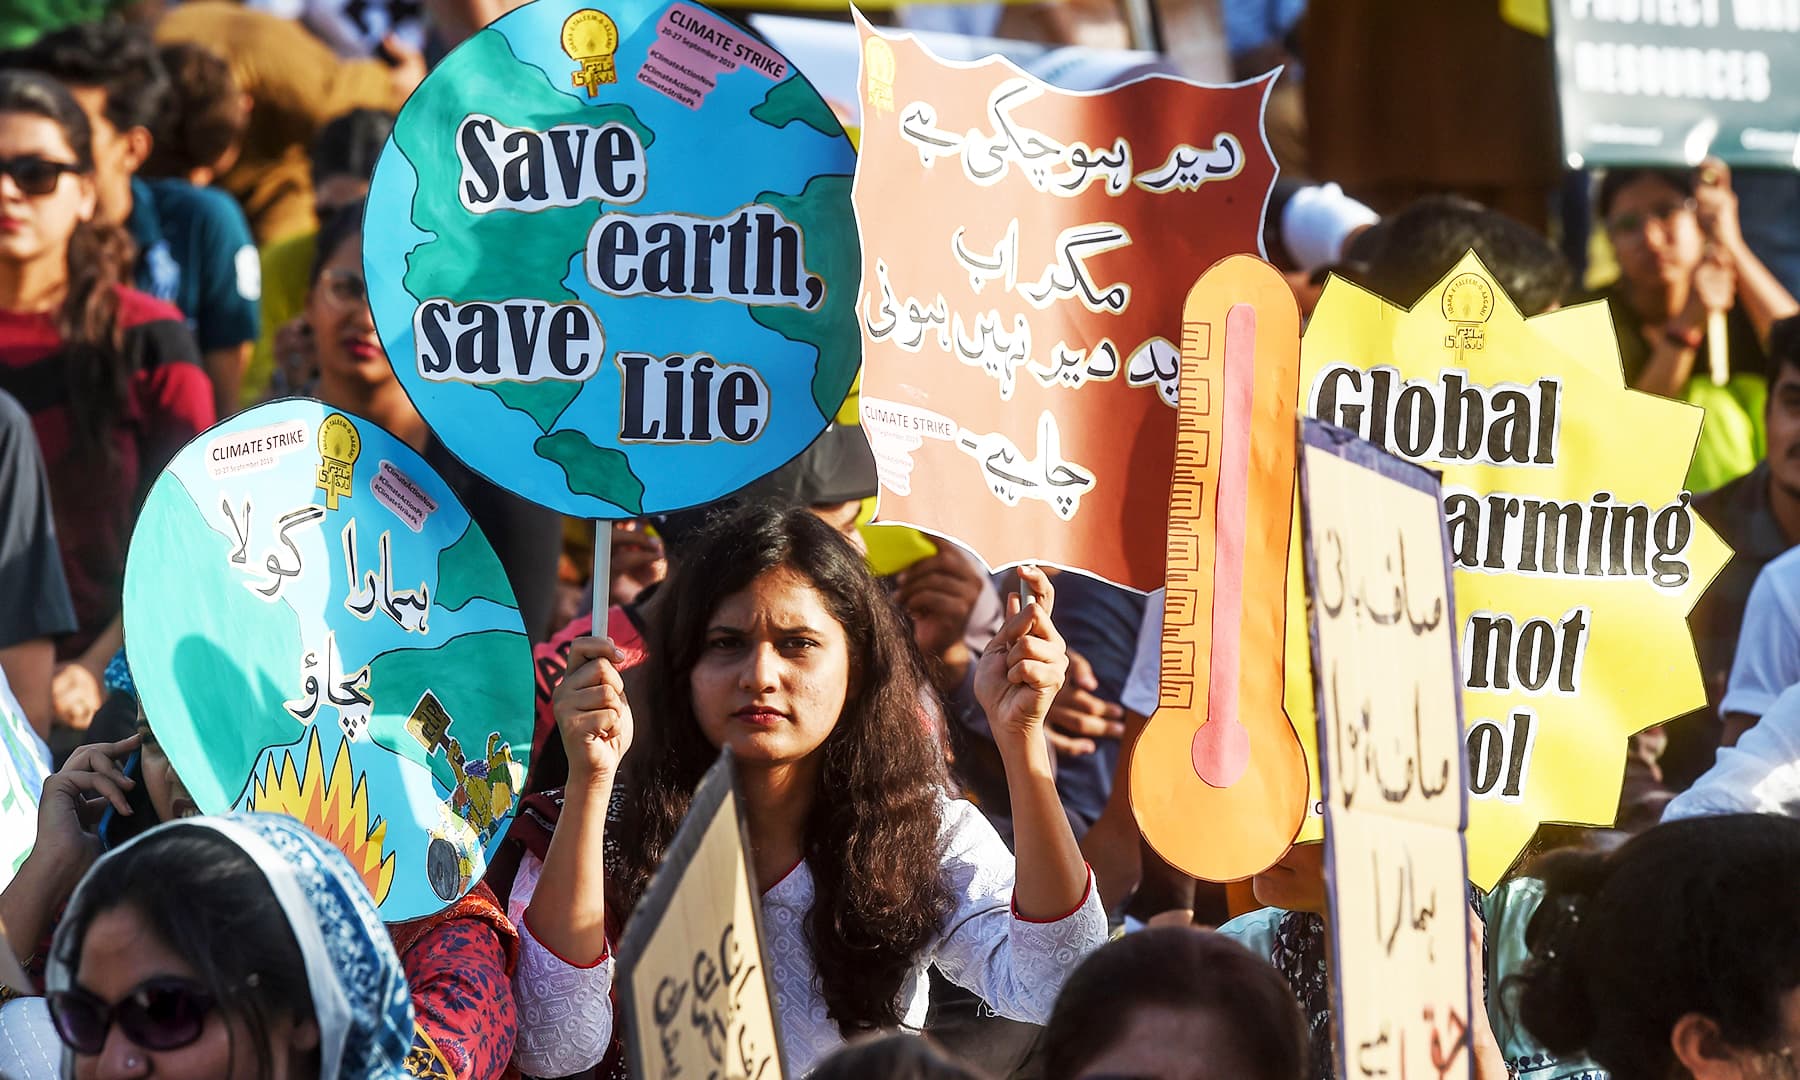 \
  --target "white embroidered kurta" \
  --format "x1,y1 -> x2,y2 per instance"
508,797 -> 1107,1077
